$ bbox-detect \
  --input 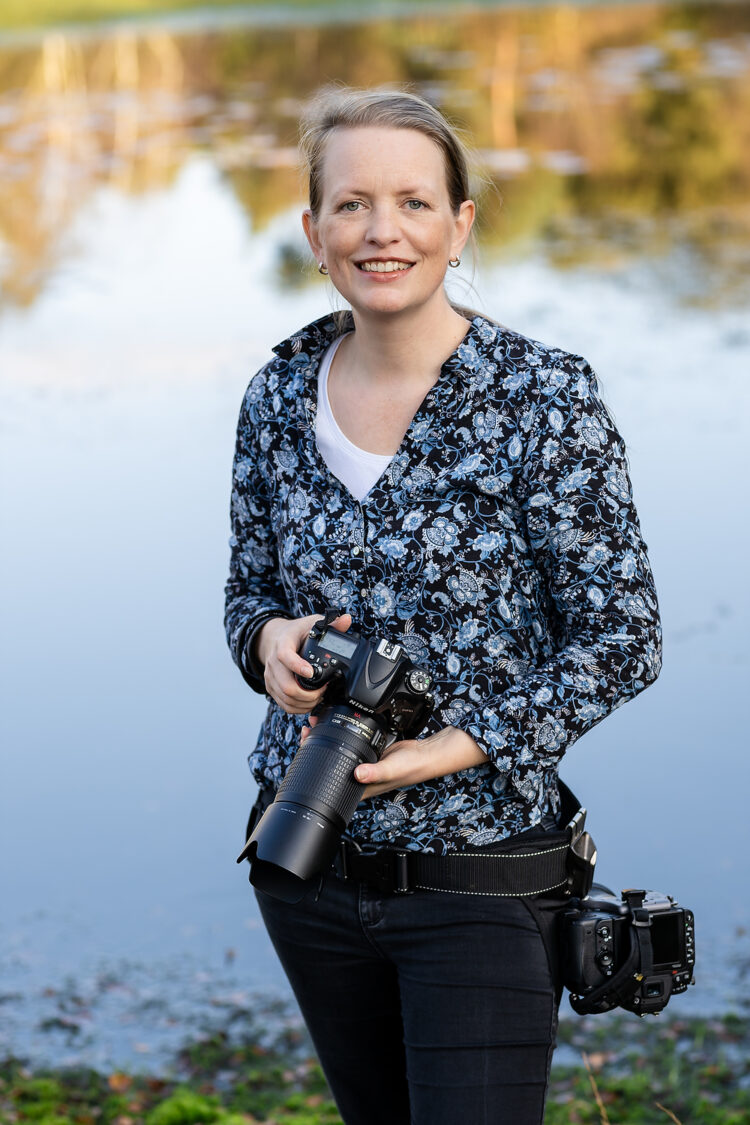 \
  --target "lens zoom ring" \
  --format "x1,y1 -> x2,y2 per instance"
278,738 -> 364,823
